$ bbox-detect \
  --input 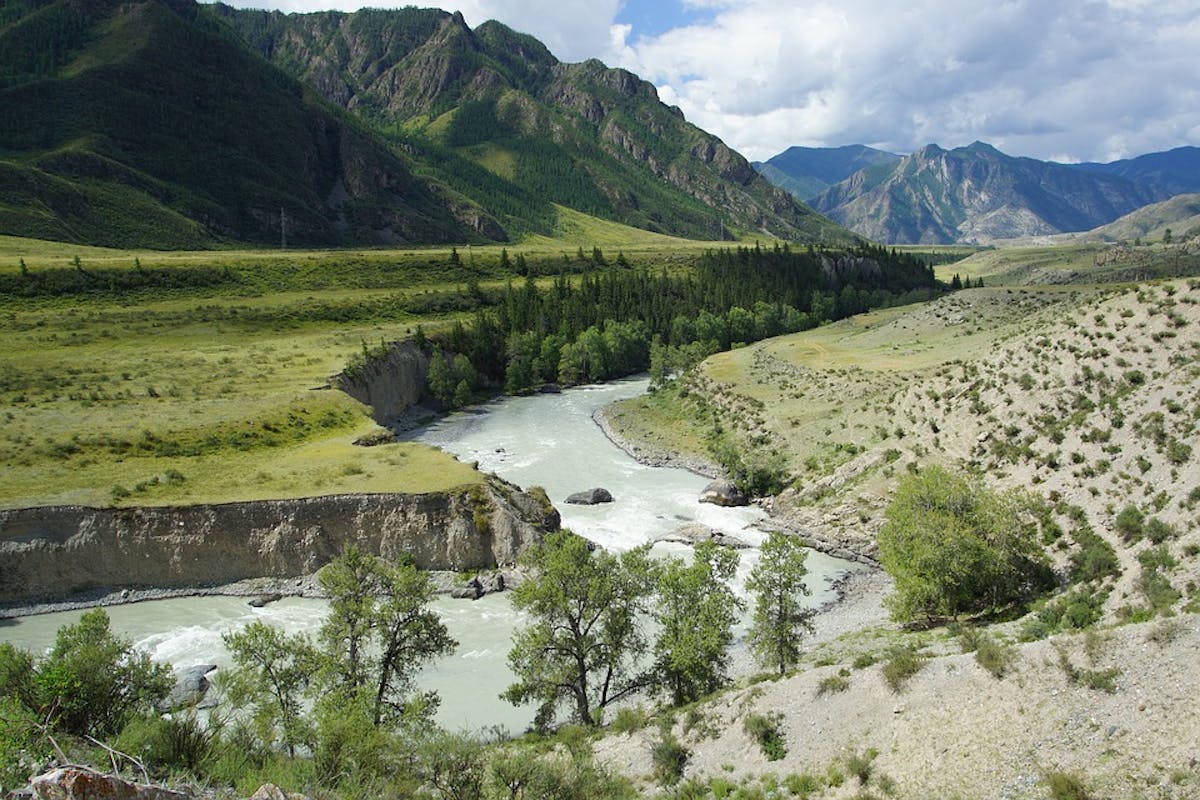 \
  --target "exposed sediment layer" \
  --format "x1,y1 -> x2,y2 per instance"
0,477 -> 557,607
